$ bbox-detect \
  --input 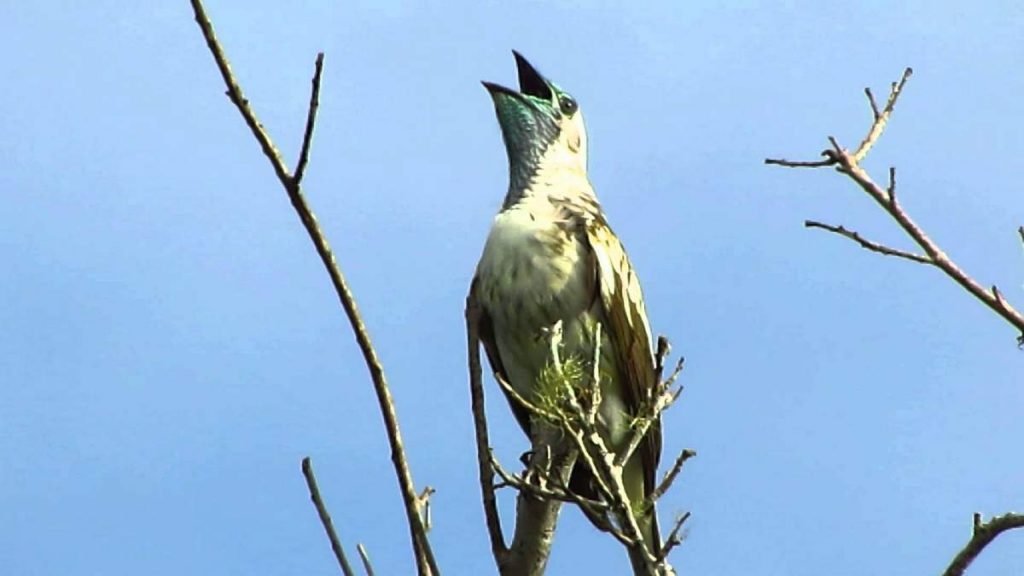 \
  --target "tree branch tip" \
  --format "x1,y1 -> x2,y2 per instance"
356,543 -> 376,576
764,155 -> 836,168
864,87 -> 881,119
